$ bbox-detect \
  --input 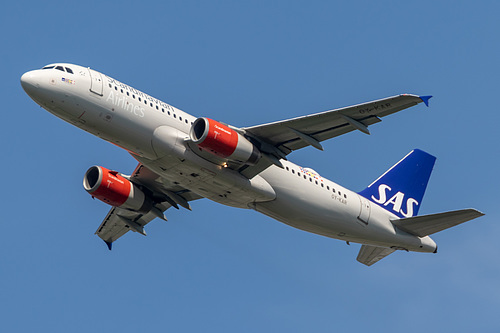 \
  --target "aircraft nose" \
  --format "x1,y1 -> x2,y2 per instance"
20,70 -> 40,94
